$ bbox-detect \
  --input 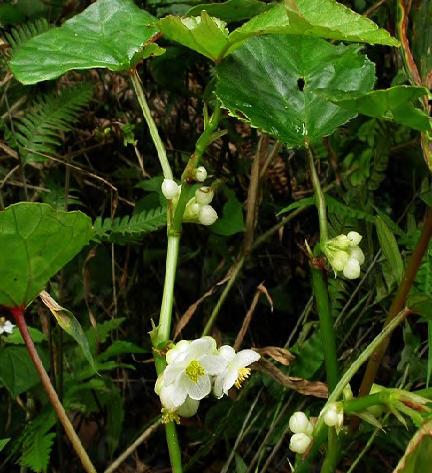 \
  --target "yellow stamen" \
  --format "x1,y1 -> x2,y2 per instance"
185,360 -> 205,383
161,408 -> 180,424
234,367 -> 251,389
